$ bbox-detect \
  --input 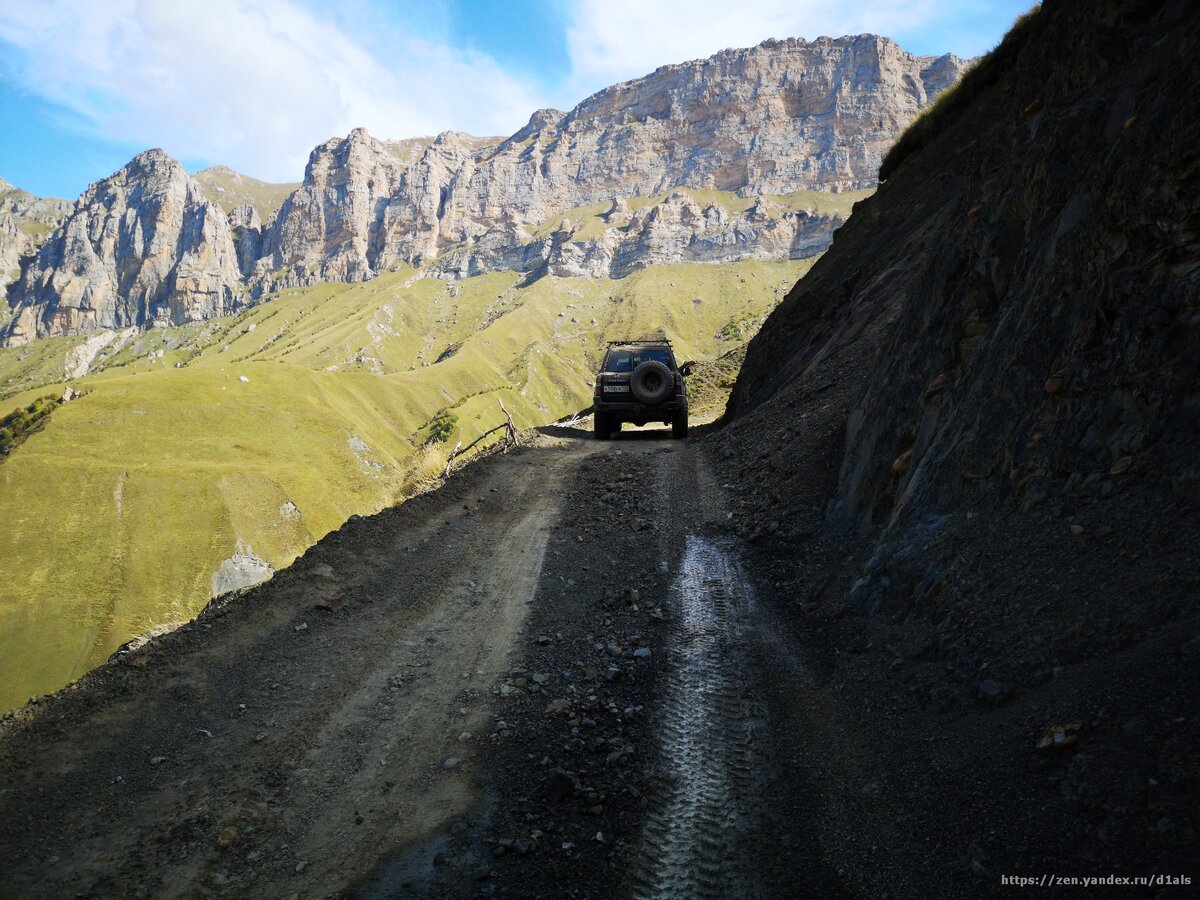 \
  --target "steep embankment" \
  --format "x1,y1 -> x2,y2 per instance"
0,257 -> 811,711
711,0 -> 1198,887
